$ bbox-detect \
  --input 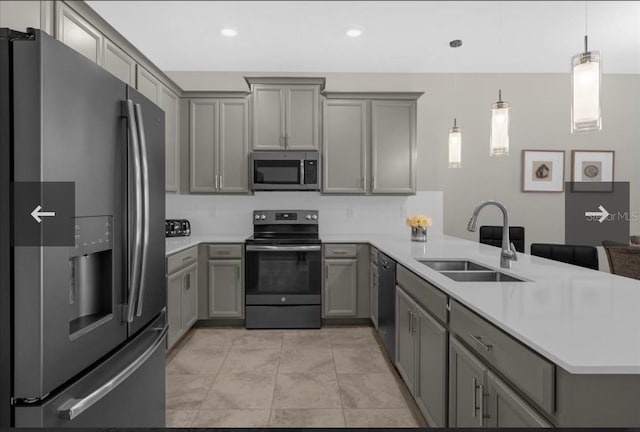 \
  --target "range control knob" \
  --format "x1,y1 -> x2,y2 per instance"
255,214 -> 260,220
306,214 -> 312,220
311,214 -> 318,220
260,215 -> 266,220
